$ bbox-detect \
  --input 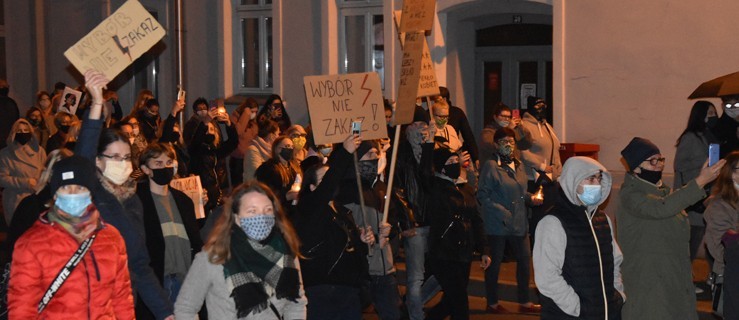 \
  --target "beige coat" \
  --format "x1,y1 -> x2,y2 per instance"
0,119 -> 47,224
